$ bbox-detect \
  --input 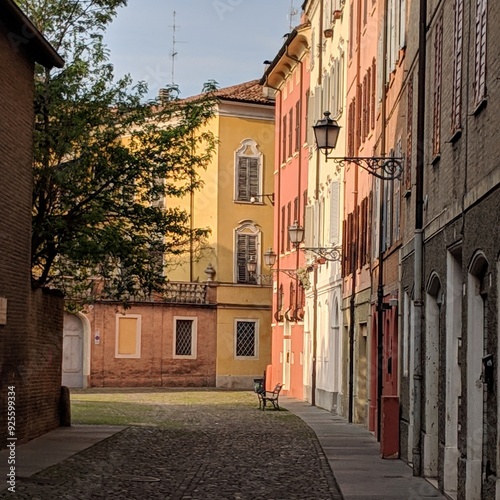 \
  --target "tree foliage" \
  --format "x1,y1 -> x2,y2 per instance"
17,1 -> 218,305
